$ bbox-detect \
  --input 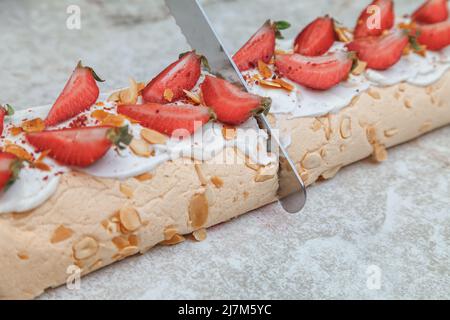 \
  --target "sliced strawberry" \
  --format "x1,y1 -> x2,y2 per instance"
294,16 -> 336,56
0,152 -> 22,193
275,52 -> 353,90
26,126 -> 132,167
118,104 -> 211,136
0,104 -> 14,136
354,0 -> 395,39
233,20 -> 291,71
416,20 -> 450,51
142,51 -> 202,104
45,62 -> 103,127
347,31 -> 409,70
412,0 -> 449,24
200,75 -> 271,125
